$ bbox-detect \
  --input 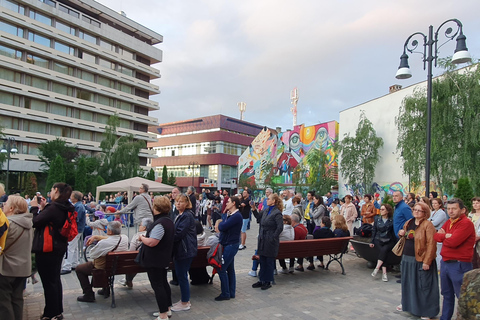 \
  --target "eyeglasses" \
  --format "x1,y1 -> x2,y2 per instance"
413,209 -> 425,213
